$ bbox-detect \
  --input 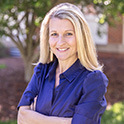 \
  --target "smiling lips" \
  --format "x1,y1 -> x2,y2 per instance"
57,48 -> 69,52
